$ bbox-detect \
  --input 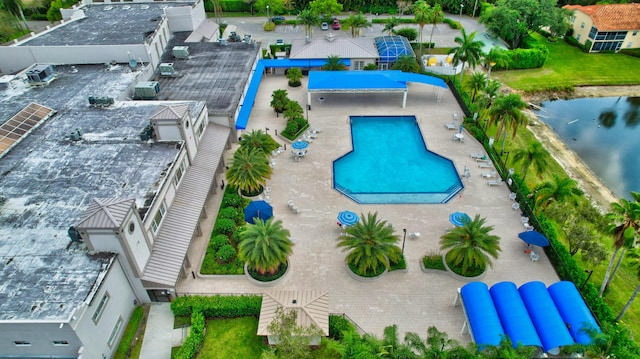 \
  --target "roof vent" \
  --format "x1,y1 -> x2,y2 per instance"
172,46 -> 190,59
26,64 -> 56,86
159,63 -> 175,76
68,128 -> 82,141
292,299 -> 297,304
88,96 -> 114,107
104,6 -> 113,11
325,33 -> 336,42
